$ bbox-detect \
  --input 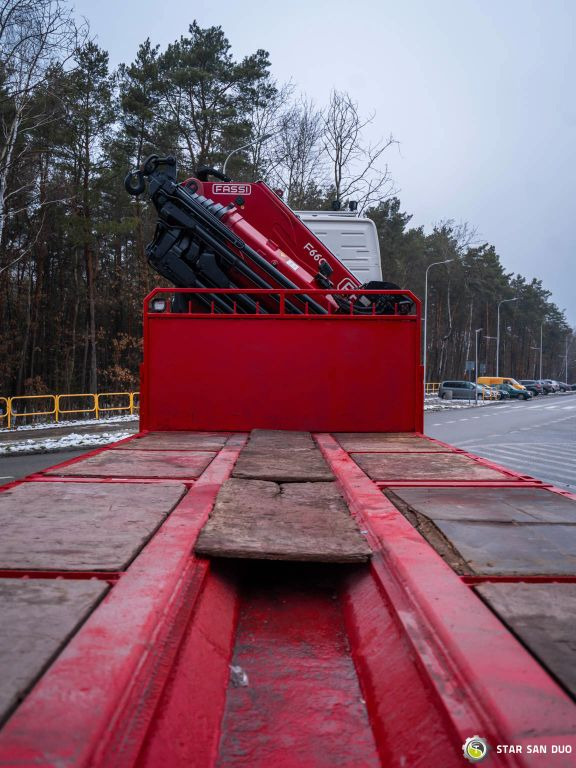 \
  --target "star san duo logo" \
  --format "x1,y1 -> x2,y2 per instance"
462,736 -> 490,762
